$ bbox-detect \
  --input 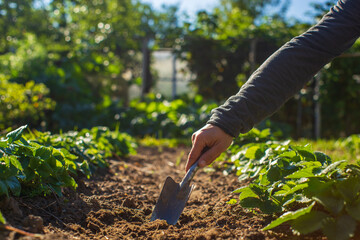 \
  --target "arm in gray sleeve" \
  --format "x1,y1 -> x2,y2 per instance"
207,0 -> 360,137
